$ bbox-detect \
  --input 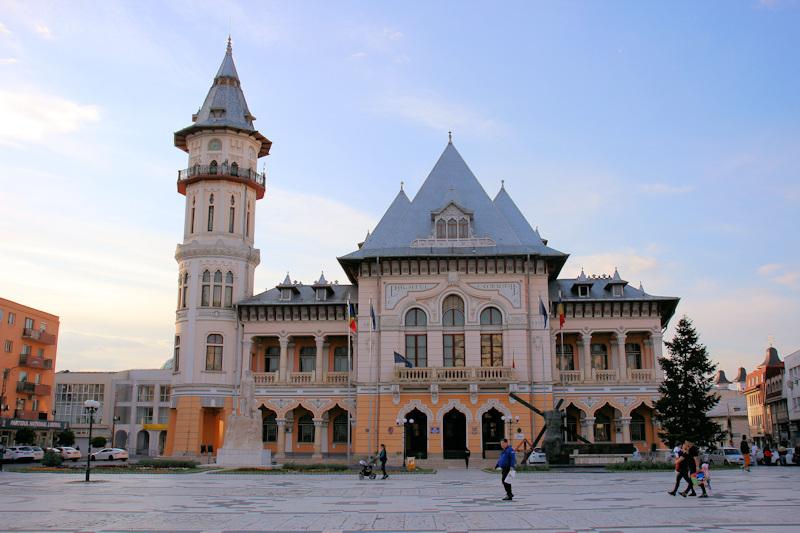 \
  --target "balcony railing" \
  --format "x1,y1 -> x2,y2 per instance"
592,369 -> 619,383
628,368 -> 655,382
254,371 -> 278,385
18,353 -> 53,369
178,164 -> 266,188
394,366 -> 516,383
15,382 -> 51,396
288,372 -> 314,384
325,372 -> 350,385
22,328 -> 56,345
558,370 -> 583,383
13,409 -> 46,420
